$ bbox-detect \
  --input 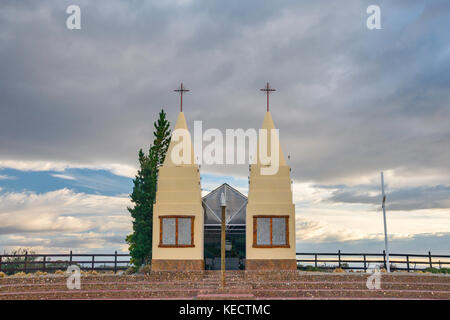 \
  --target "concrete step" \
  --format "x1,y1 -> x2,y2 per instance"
245,272 -> 450,283
2,272 -> 448,285
0,282 -> 255,293
2,287 -> 447,300
253,288 -> 449,299
197,293 -> 255,300
2,280 -> 448,293
0,288 -> 200,300
251,281 -> 450,291
1,272 -> 449,300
